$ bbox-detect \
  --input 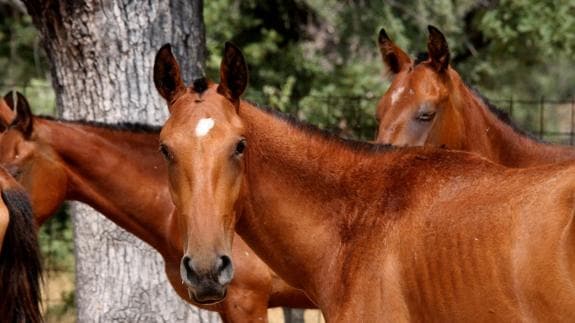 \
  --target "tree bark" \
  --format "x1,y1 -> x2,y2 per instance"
23,1 -> 218,321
